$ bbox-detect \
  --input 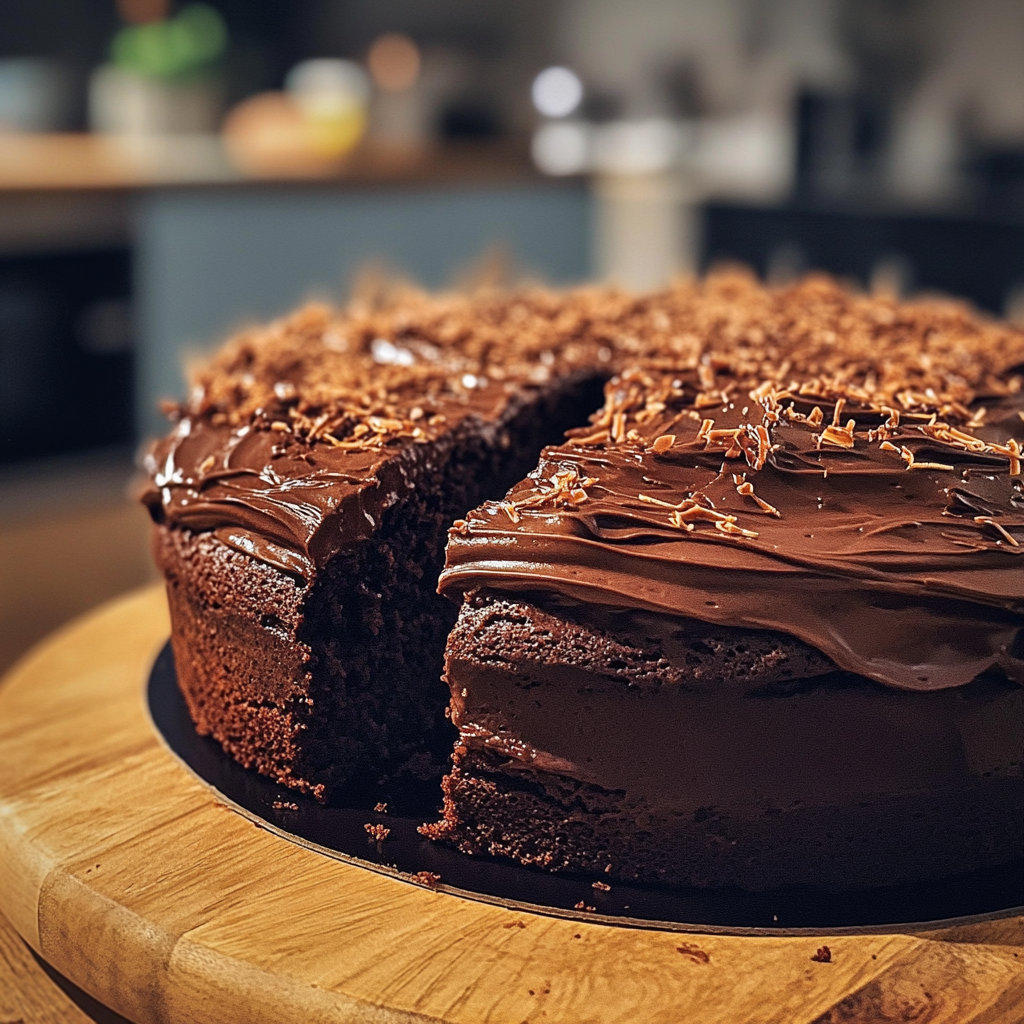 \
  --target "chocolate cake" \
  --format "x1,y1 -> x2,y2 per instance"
144,272 -> 1024,890
143,289 -> 626,800
430,360 -> 1024,888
